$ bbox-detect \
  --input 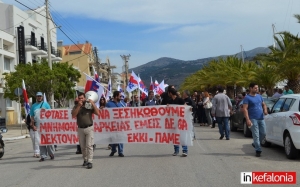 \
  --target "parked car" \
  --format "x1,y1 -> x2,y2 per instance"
262,94 -> 300,159
230,97 -> 277,137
